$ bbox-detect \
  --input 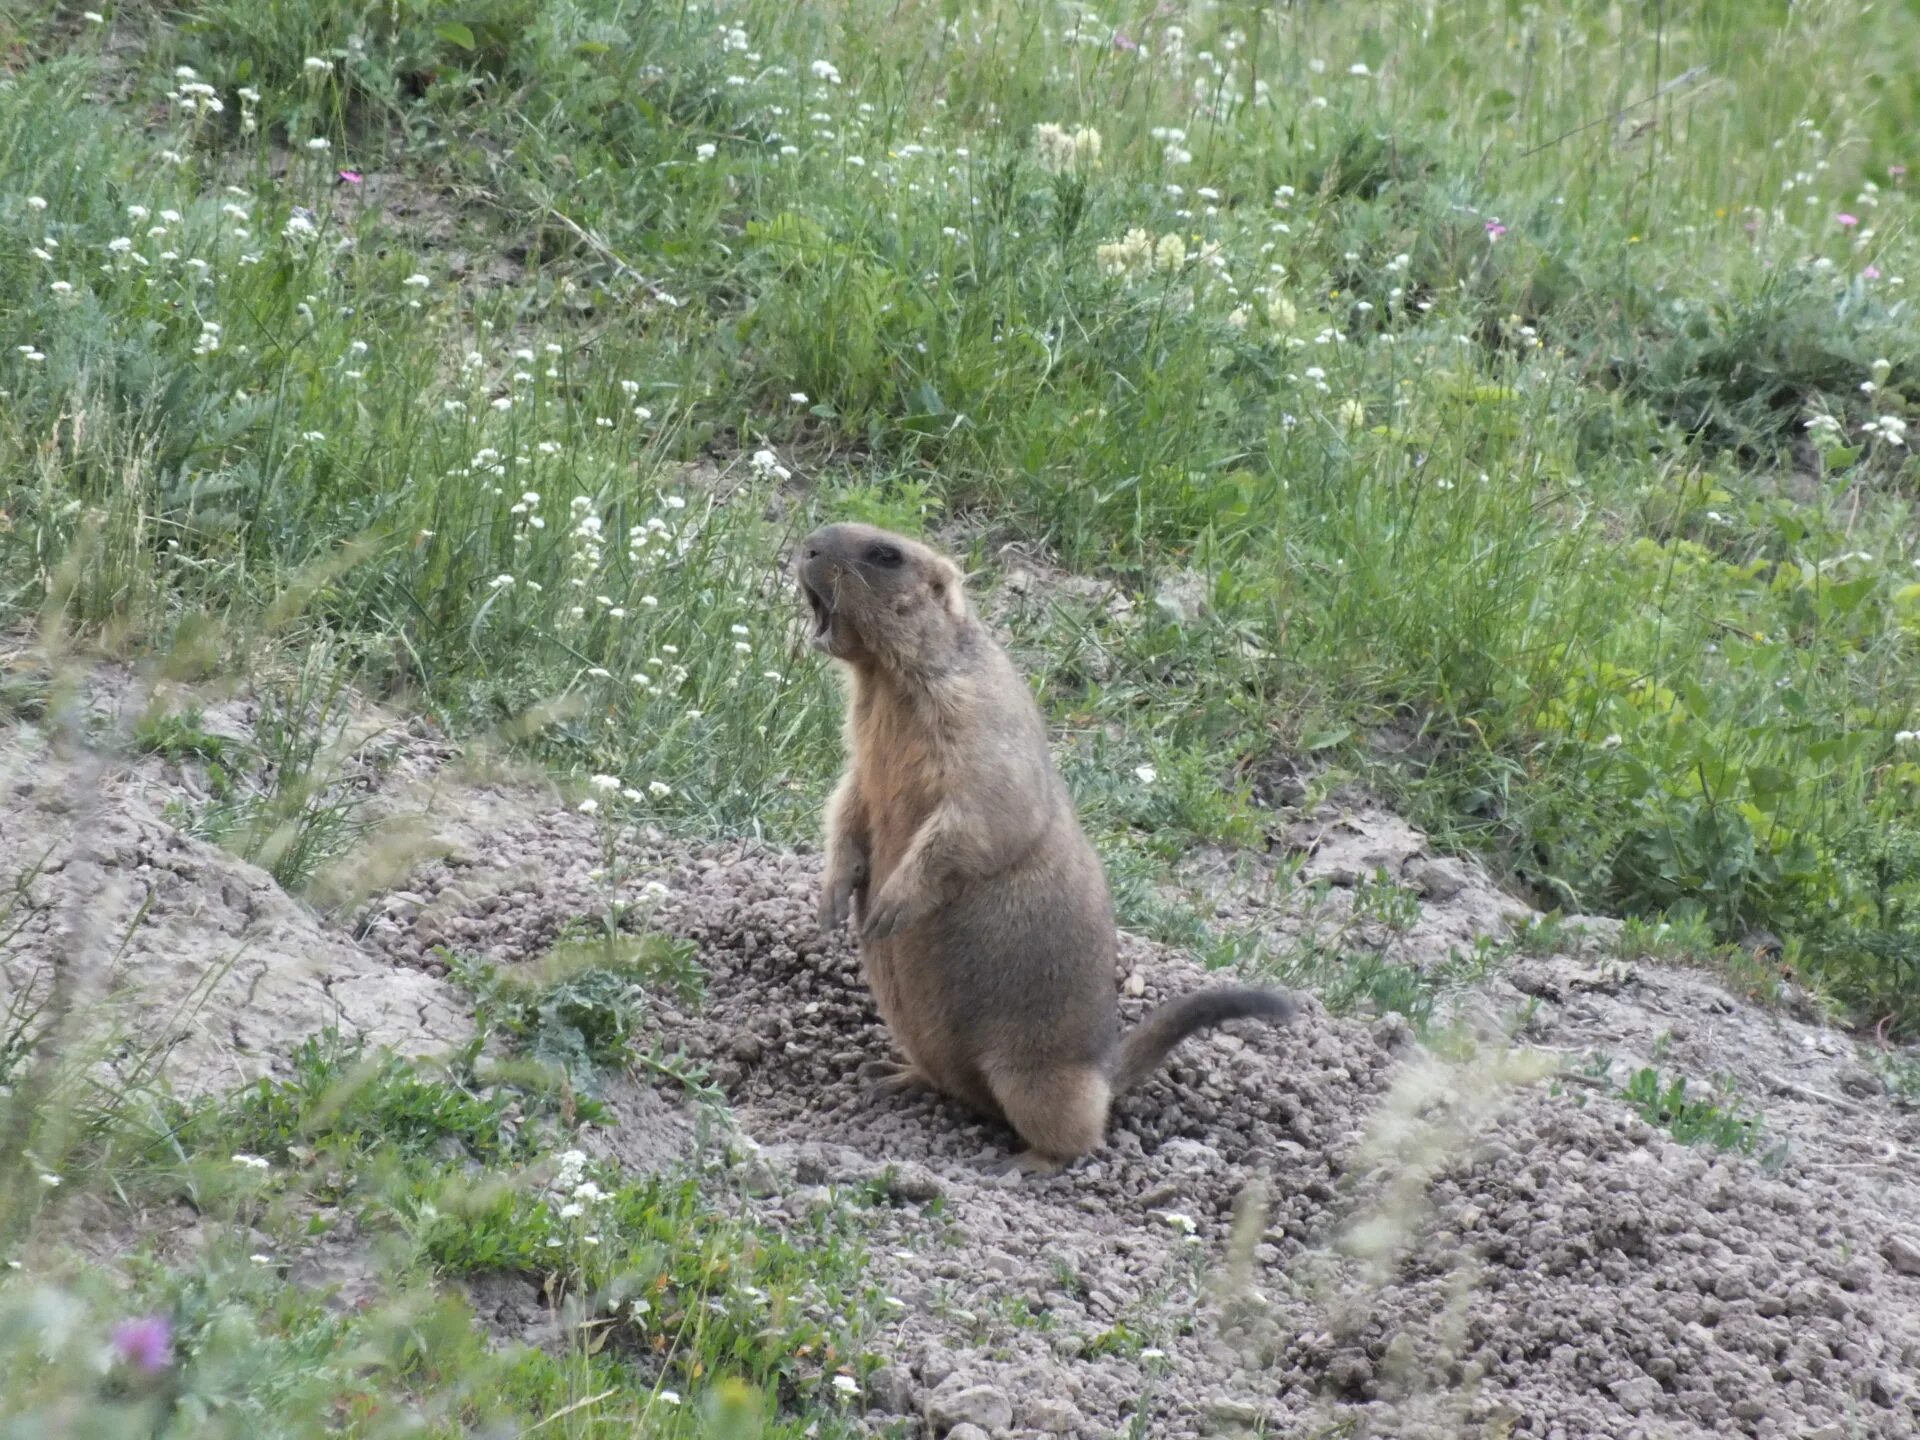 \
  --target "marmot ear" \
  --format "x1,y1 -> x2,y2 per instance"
931,556 -> 966,619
